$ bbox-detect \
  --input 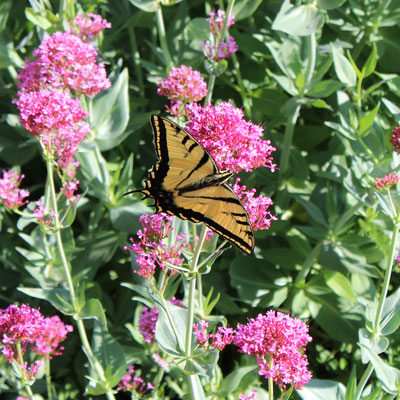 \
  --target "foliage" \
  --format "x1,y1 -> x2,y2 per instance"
1,0 -> 400,399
